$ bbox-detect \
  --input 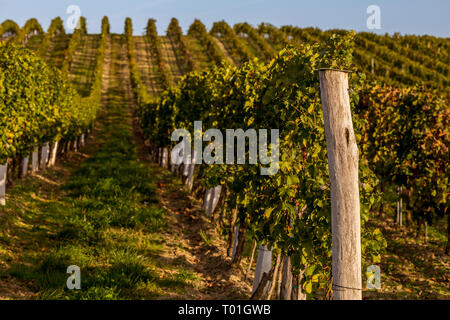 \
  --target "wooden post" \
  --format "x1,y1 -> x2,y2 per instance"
319,69 -> 362,300
31,147 -> 39,174
0,162 -> 7,206
21,156 -> 29,178
396,186 -> 403,226
231,225 -> 240,261
169,147 -> 176,172
206,188 -> 216,217
182,162 -> 189,177
171,144 -> 183,174
252,245 -> 272,294
280,256 -> 293,300
277,258 -> 284,299
162,148 -> 169,168
209,185 -> 222,216
40,142 -> 50,170
267,254 -> 281,300
203,188 -> 213,213
293,273 -> 307,300
65,141 -> 71,155
80,134 -> 85,148
227,207 -> 238,256
204,185 -> 222,217
245,240 -> 257,280
232,226 -> 247,266
186,151 -> 198,192
49,141 -> 59,167
399,187 -> 403,227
